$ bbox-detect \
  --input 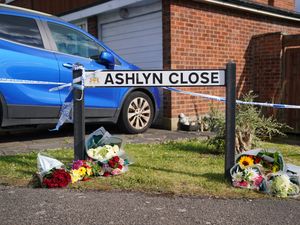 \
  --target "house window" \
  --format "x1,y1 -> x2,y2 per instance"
73,20 -> 87,31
